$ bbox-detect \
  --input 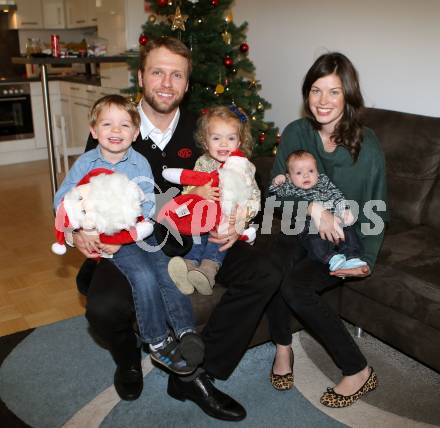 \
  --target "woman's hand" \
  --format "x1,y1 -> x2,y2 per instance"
330,265 -> 371,278
73,229 -> 102,258
192,179 -> 220,201
309,202 -> 345,243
